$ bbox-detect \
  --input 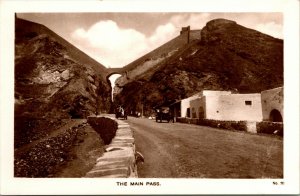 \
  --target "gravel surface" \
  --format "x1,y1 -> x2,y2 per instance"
14,117 -> 67,148
14,119 -> 105,177
128,117 -> 283,178
15,125 -> 79,177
